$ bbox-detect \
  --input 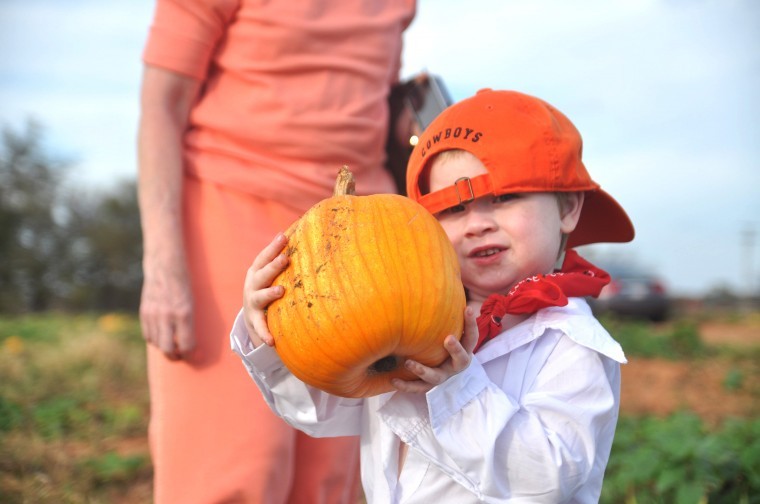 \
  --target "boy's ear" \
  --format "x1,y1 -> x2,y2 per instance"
559,192 -> 585,234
